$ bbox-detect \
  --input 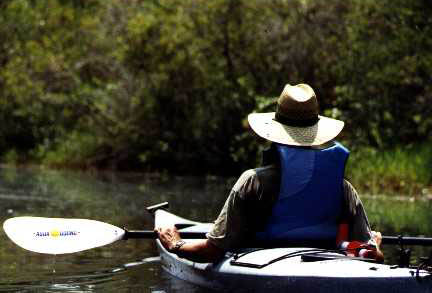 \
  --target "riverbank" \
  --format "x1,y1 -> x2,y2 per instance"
1,143 -> 431,198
